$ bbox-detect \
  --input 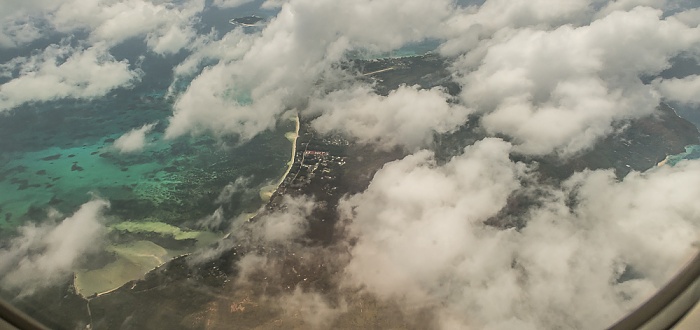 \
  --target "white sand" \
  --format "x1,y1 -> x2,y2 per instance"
74,241 -> 171,297
260,113 -> 300,202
